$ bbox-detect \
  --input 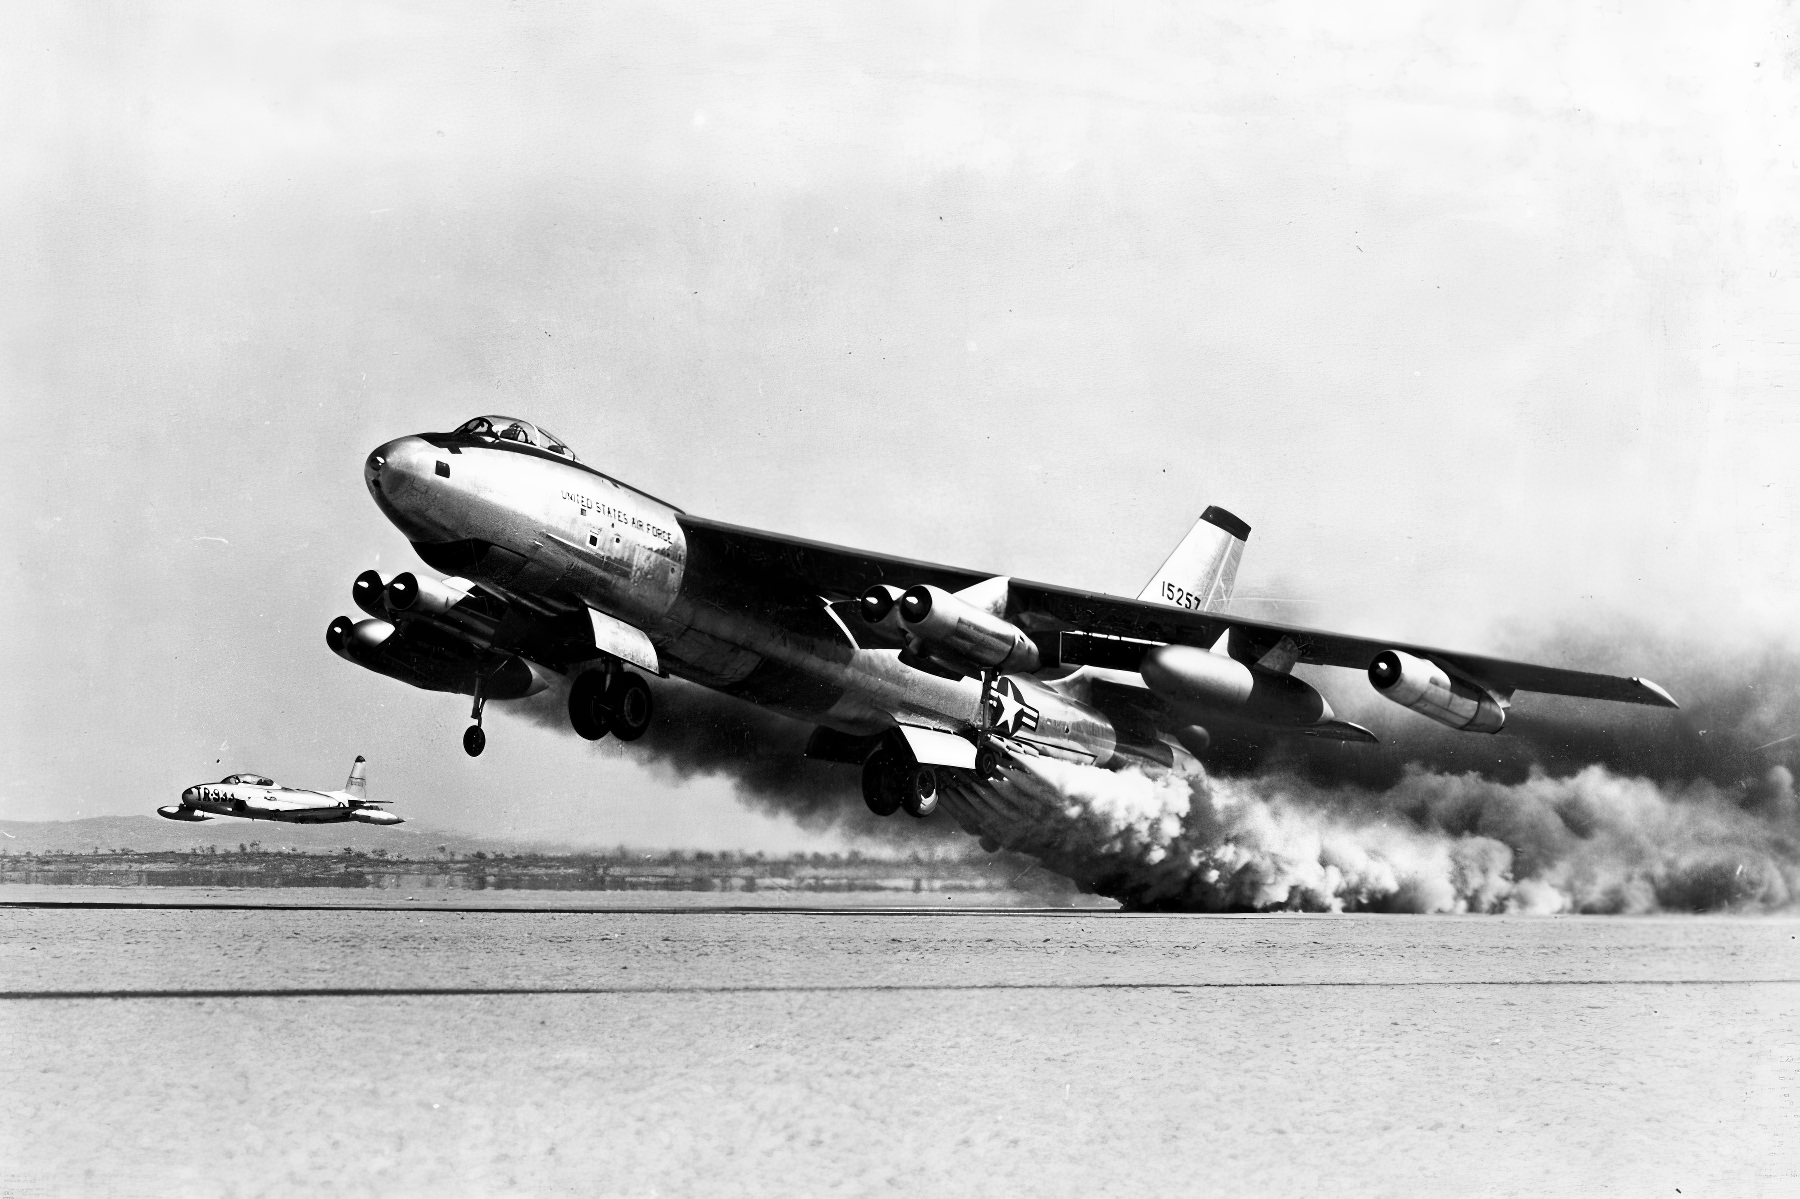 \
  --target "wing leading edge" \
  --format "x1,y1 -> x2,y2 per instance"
1009,581 -> 1675,707
678,516 -> 1678,709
